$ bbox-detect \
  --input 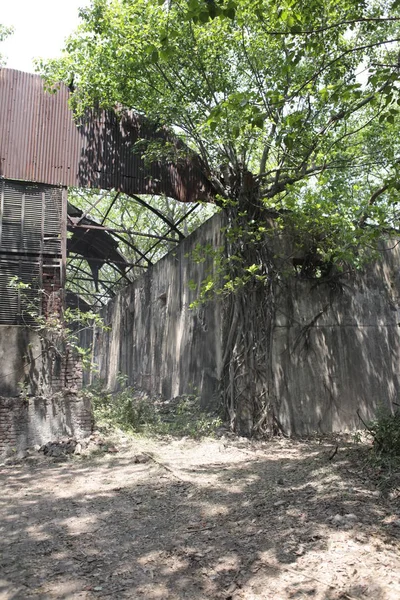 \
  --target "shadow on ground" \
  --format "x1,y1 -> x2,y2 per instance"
0,438 -> 399,599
